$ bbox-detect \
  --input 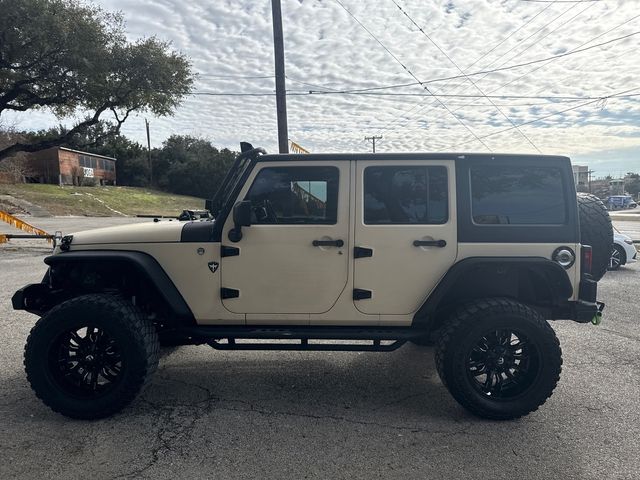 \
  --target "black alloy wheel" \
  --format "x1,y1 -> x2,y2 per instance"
49,325 -> 124,398
466,329 -> 540,399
